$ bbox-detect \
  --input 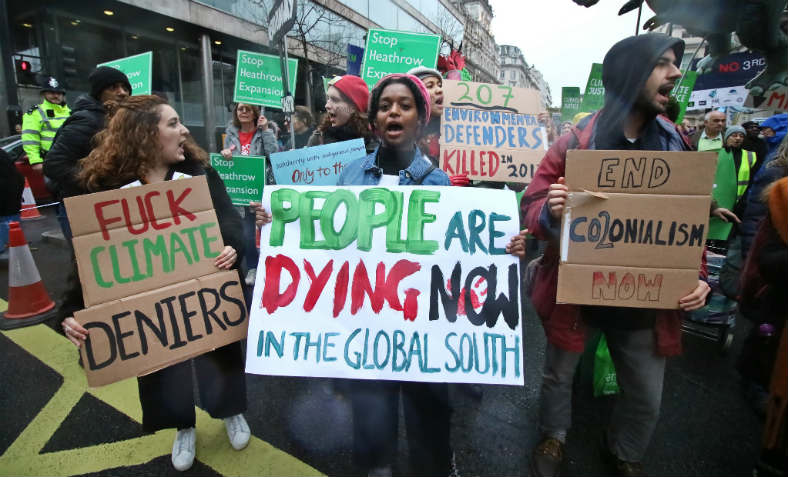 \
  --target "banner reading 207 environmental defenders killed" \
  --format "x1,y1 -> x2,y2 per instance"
245,185 -> 524,386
